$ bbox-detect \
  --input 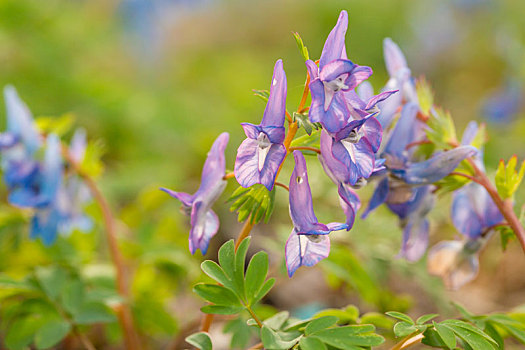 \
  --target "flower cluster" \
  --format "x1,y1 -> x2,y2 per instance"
162,10 -> 509,286
0,87 -> 92,245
